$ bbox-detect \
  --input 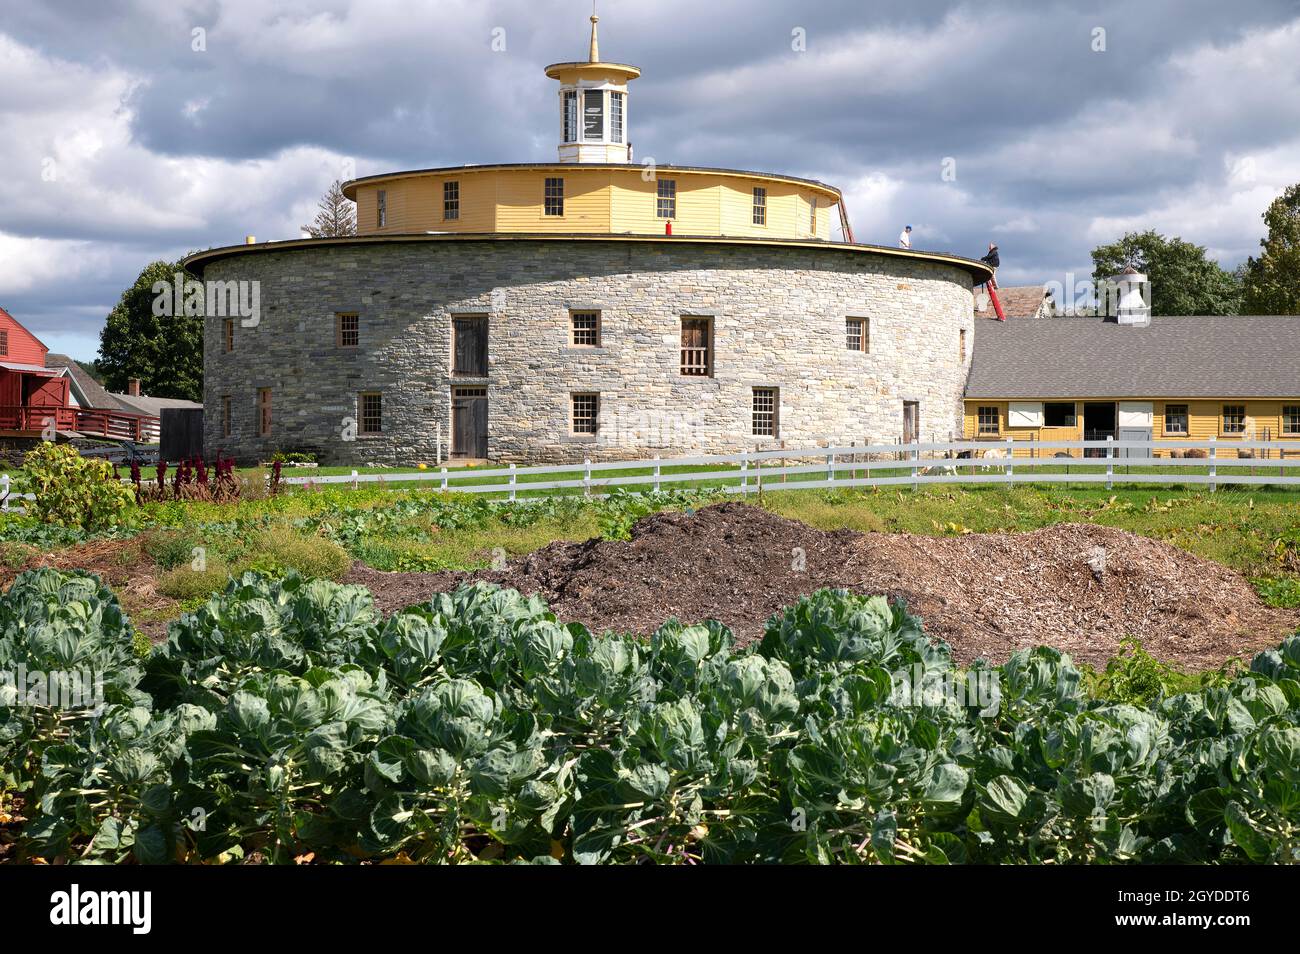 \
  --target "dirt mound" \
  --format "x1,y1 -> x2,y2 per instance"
346,502 -> 1299,669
